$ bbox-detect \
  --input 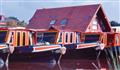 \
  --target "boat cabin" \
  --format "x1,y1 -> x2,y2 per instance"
0,27 -> 33,48
106,32 -> 120,47
35,29 -> 80,49
0,27 -> 61,53
35,29 -> 59,45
